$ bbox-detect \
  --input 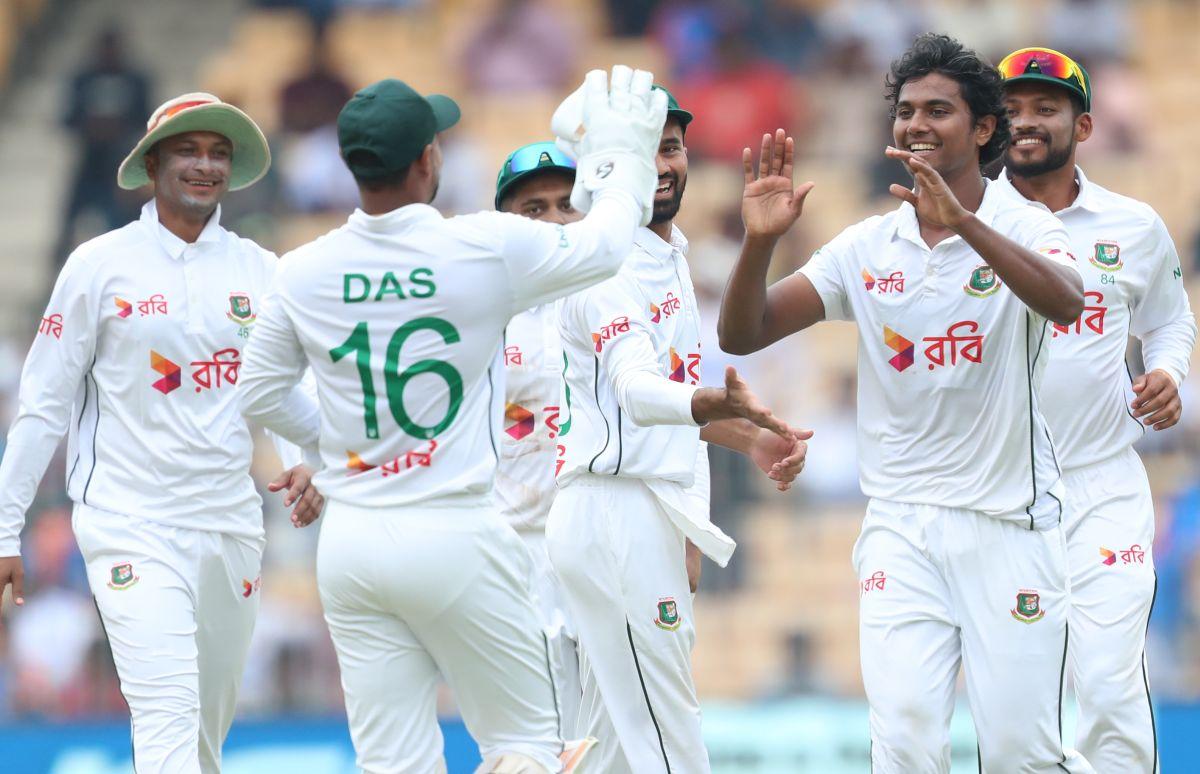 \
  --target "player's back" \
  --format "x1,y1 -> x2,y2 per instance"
275,204 -> 523,508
